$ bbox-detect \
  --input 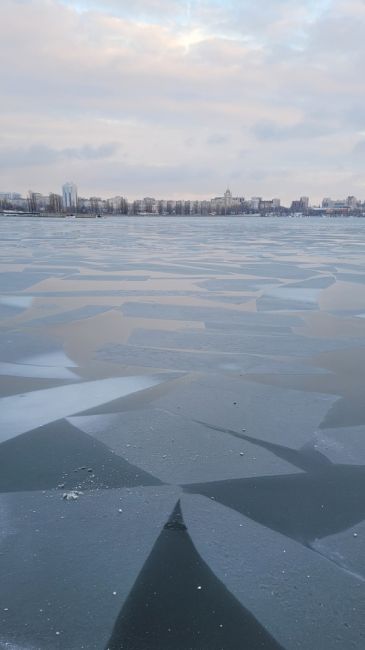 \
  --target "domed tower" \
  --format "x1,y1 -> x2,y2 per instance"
224,187 -> 232,212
